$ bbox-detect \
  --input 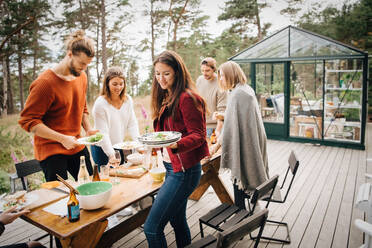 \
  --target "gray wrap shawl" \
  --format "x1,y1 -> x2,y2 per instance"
221,84 -> 269,191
